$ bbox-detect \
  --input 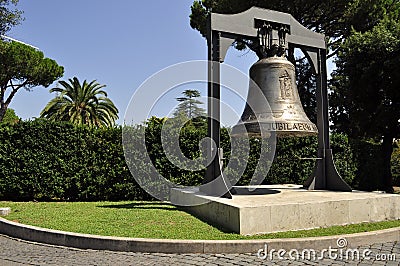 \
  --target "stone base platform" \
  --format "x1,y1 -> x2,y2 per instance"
170,185 -> 400,235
